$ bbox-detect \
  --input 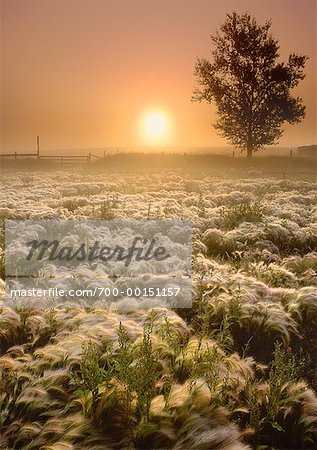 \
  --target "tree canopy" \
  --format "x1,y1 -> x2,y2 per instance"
192,12 -> 308,158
